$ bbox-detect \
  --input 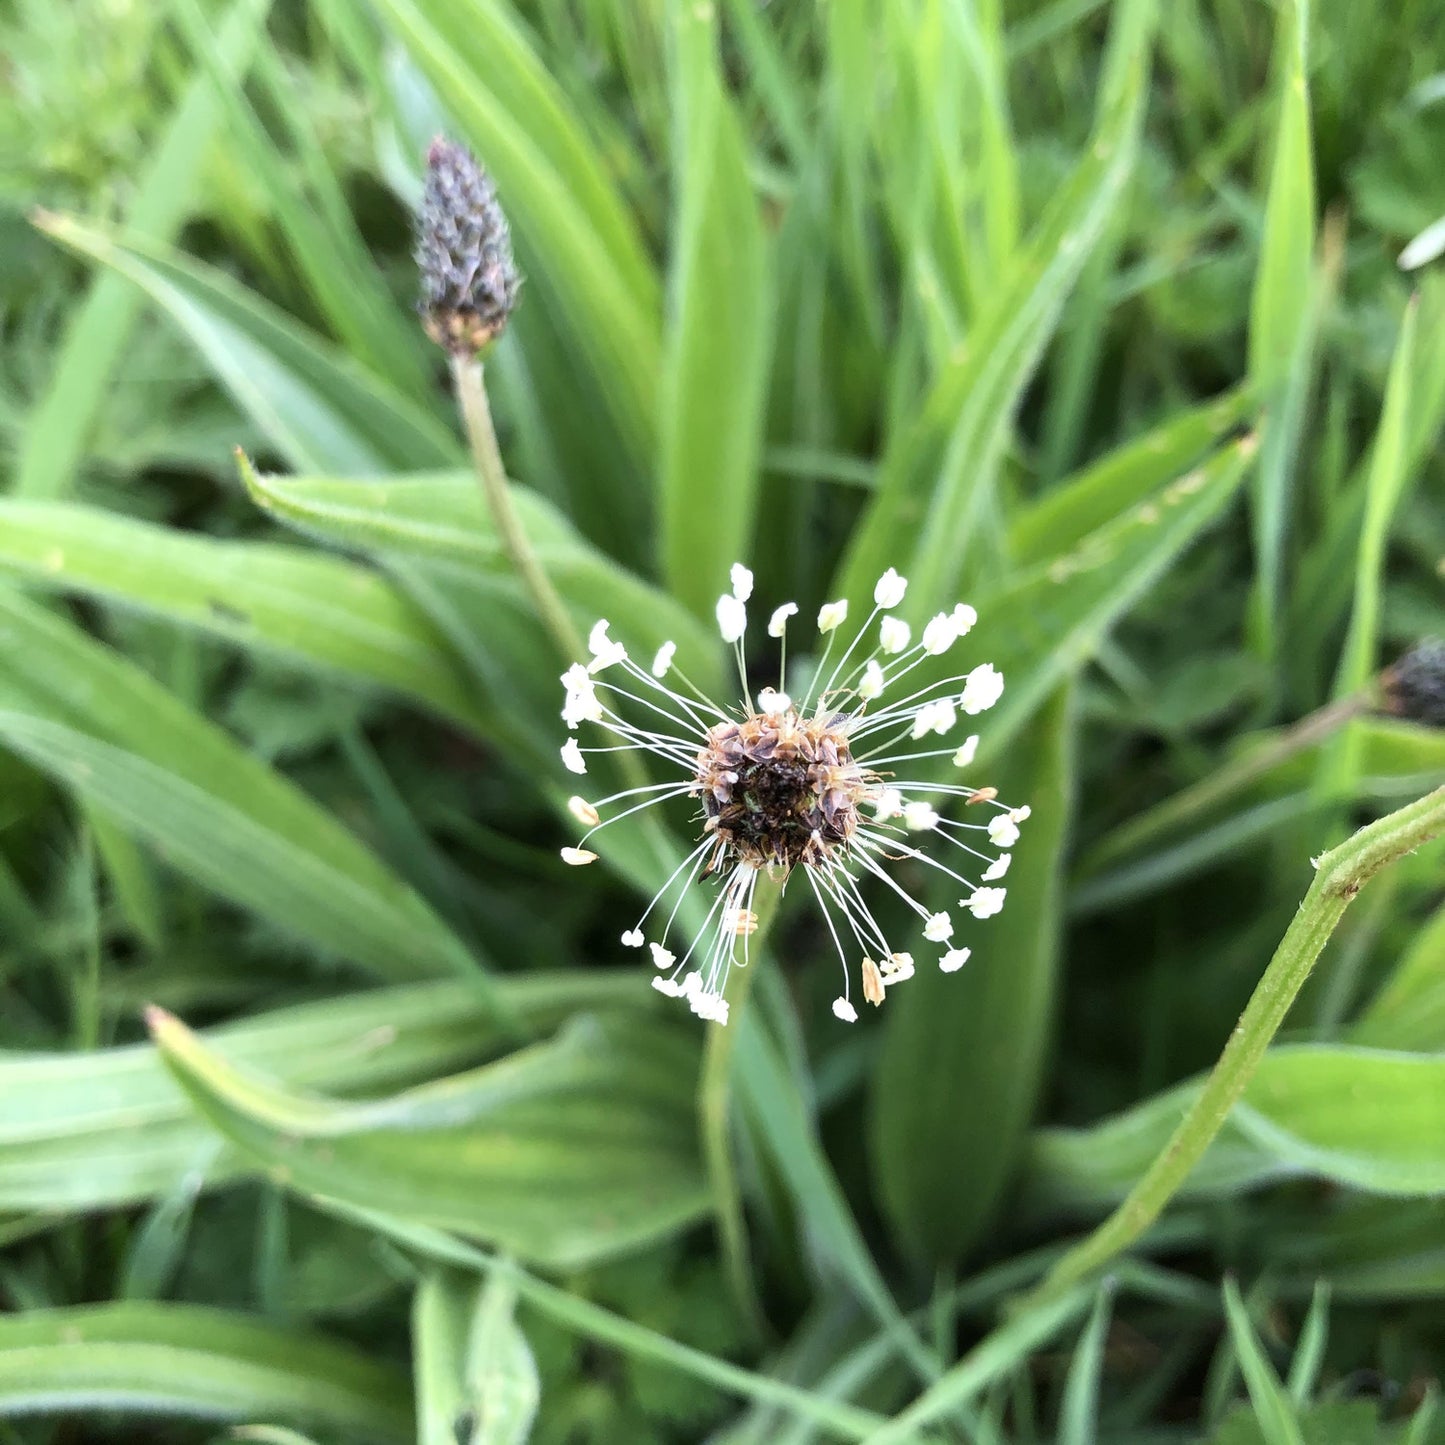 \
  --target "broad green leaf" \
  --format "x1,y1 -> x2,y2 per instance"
152,1007 -> 708,1269
0,499 -> 486,732
660,6 -> 773,621
1023,1045 -> 1445,1215
0,973 -> 640,1212
414,1271 -> 539,1445
0,1303 -> 411,1443
241,464 -> 720,692
0,590 -> 479,985
837,0 -> 1153,609
870,685 -> 1075,1263
14,0 -> 273,499
1010,387 -> 1254,566
33,212 -> 460,475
